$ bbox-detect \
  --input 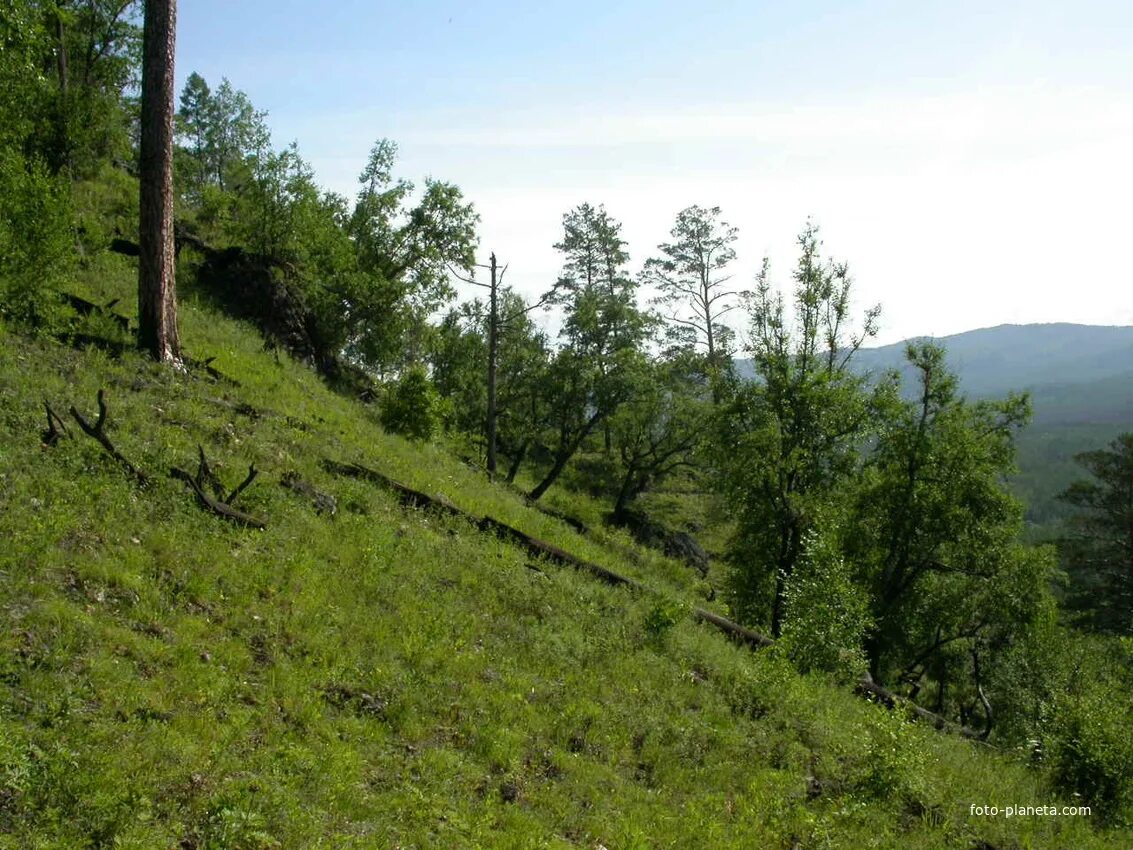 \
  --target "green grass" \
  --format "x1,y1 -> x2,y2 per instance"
0,258 -> 1127,848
